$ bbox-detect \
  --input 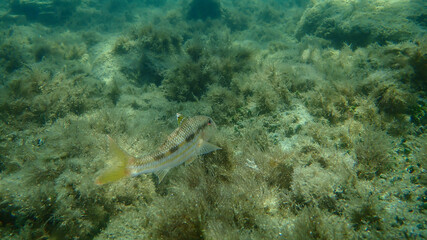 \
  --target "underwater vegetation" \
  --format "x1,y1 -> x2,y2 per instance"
295,0 -> 425,48
0,0 -> 426,239
9,0 -> 81,25
187,0 -> 222,20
